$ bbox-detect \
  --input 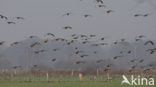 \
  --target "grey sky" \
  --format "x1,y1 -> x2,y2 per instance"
0,0 -> 156,44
